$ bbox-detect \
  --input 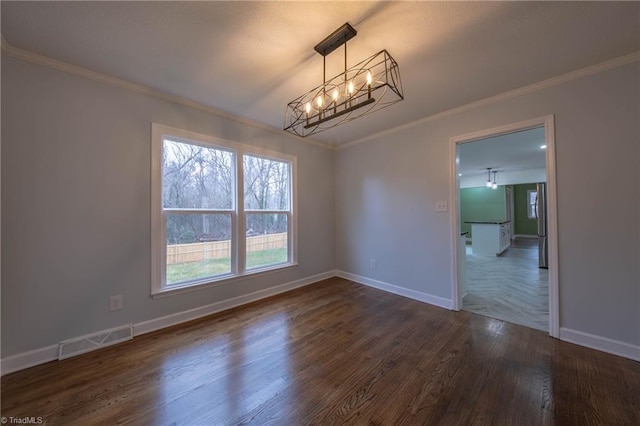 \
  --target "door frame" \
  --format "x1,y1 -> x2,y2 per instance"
448,115 -> 559,338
